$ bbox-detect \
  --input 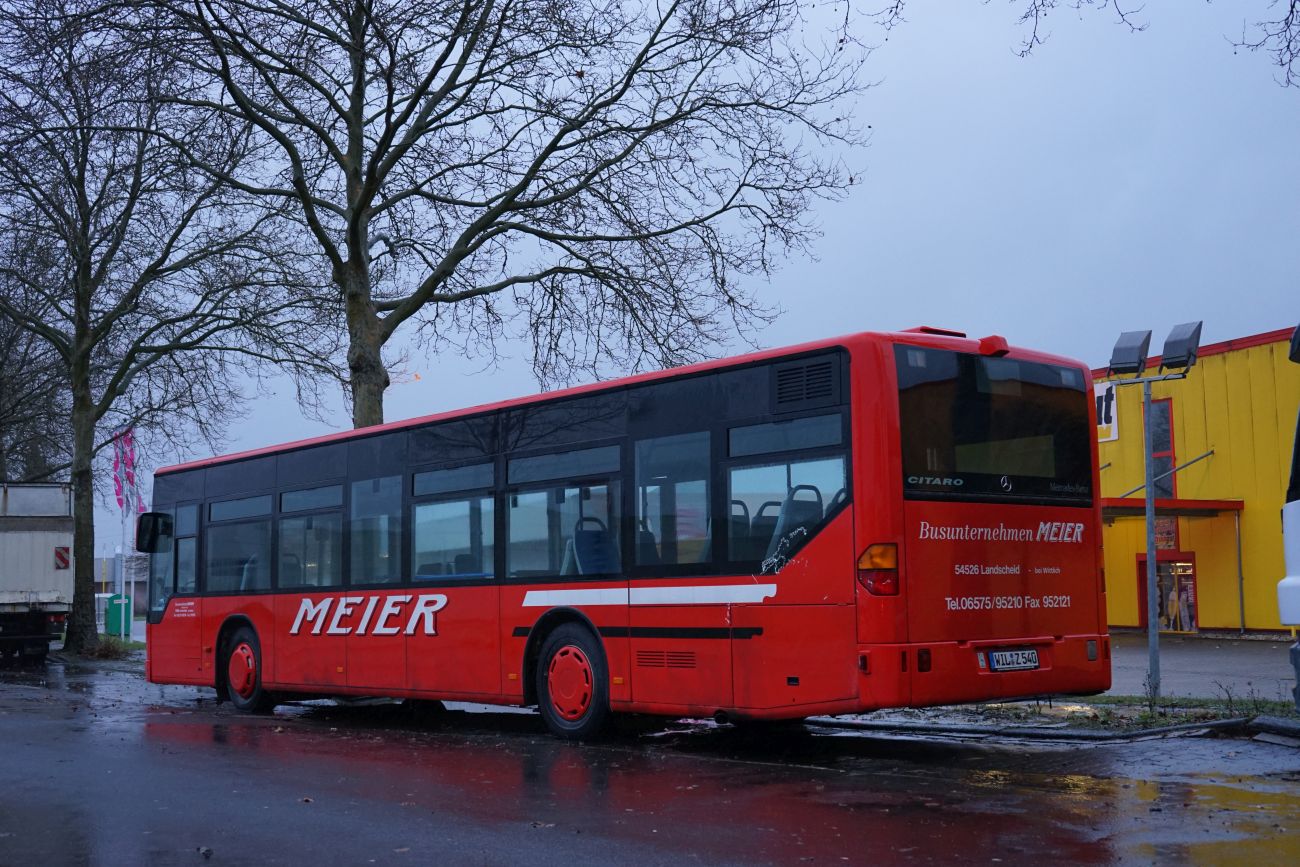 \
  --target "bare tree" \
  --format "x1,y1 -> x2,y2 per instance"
1234,1 -> 1300,86
0,308 -> 70,481
150,0 -> 868,427
881,1 -> 1300,81
0,1 -> 335,653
